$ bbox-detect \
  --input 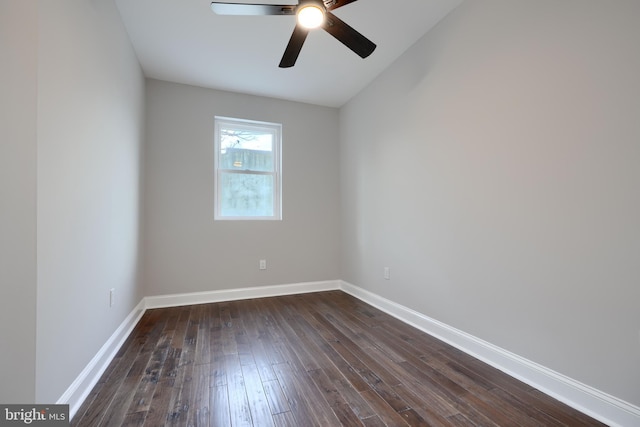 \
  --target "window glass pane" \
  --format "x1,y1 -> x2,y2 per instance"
219,172 -> 274,217
214,116 -> 281,220
219,128 -> 273,172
